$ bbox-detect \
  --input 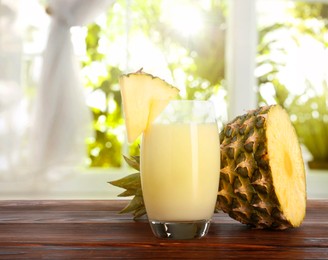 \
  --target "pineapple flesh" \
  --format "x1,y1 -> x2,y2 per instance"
218,105 -> 306,229
119,69 -> 179,143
